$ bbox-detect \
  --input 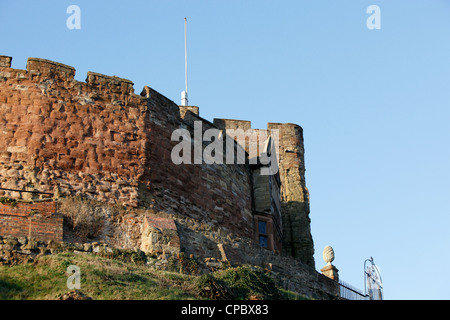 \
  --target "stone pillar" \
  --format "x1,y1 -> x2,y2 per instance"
320,245 -> 339,281
321,264 -> 339,281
